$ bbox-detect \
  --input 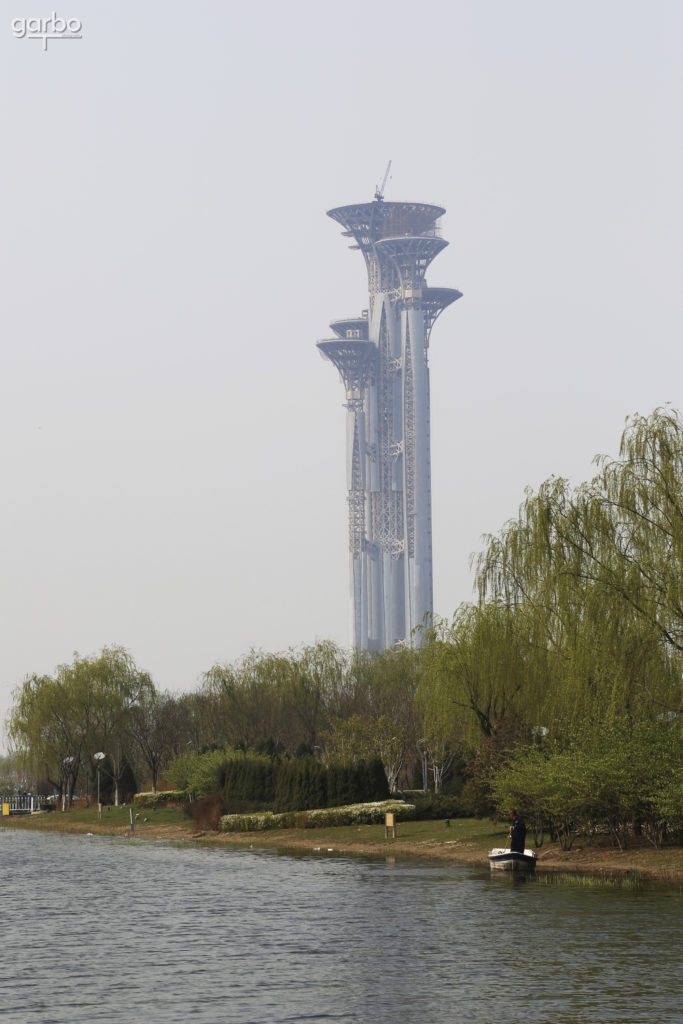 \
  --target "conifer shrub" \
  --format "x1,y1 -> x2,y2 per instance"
336,764 -> 355,807
222,753 -> 275,809
272,757 -> 388,813
164,747 -> 392,816
327,763 -> 339,806
118,758 -> 138,803
354,763 -> 366,802
368,757 -> 391,801
308,760 -> 327,809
